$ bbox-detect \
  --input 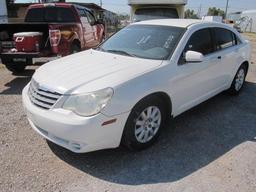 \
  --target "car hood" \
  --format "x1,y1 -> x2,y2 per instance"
33,49 -> 162,94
